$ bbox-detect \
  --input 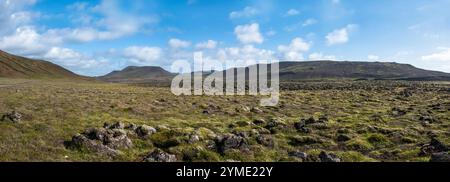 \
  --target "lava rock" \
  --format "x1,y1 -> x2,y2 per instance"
288,151 -> 308,161
216,134 -> 249,153
251,107 -> 263,113
143,149 -> 177,162
256,135 -> 274,147
1,111 -> 22,123
188,134 -> 200,144
319,151 -> 341,162
70,134 -> 120,156
336,134 -> 351,142
136,125 -> 157,137
419,138 -> 449,156
430,152 -> 450,162
104,122 -> 125,130
253,119 -> 266,126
